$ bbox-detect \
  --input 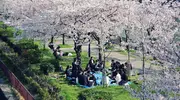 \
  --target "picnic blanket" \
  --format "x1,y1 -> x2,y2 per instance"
93,72 -> 103,85
93,71 -> 117,86
66,71 -> 132,88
